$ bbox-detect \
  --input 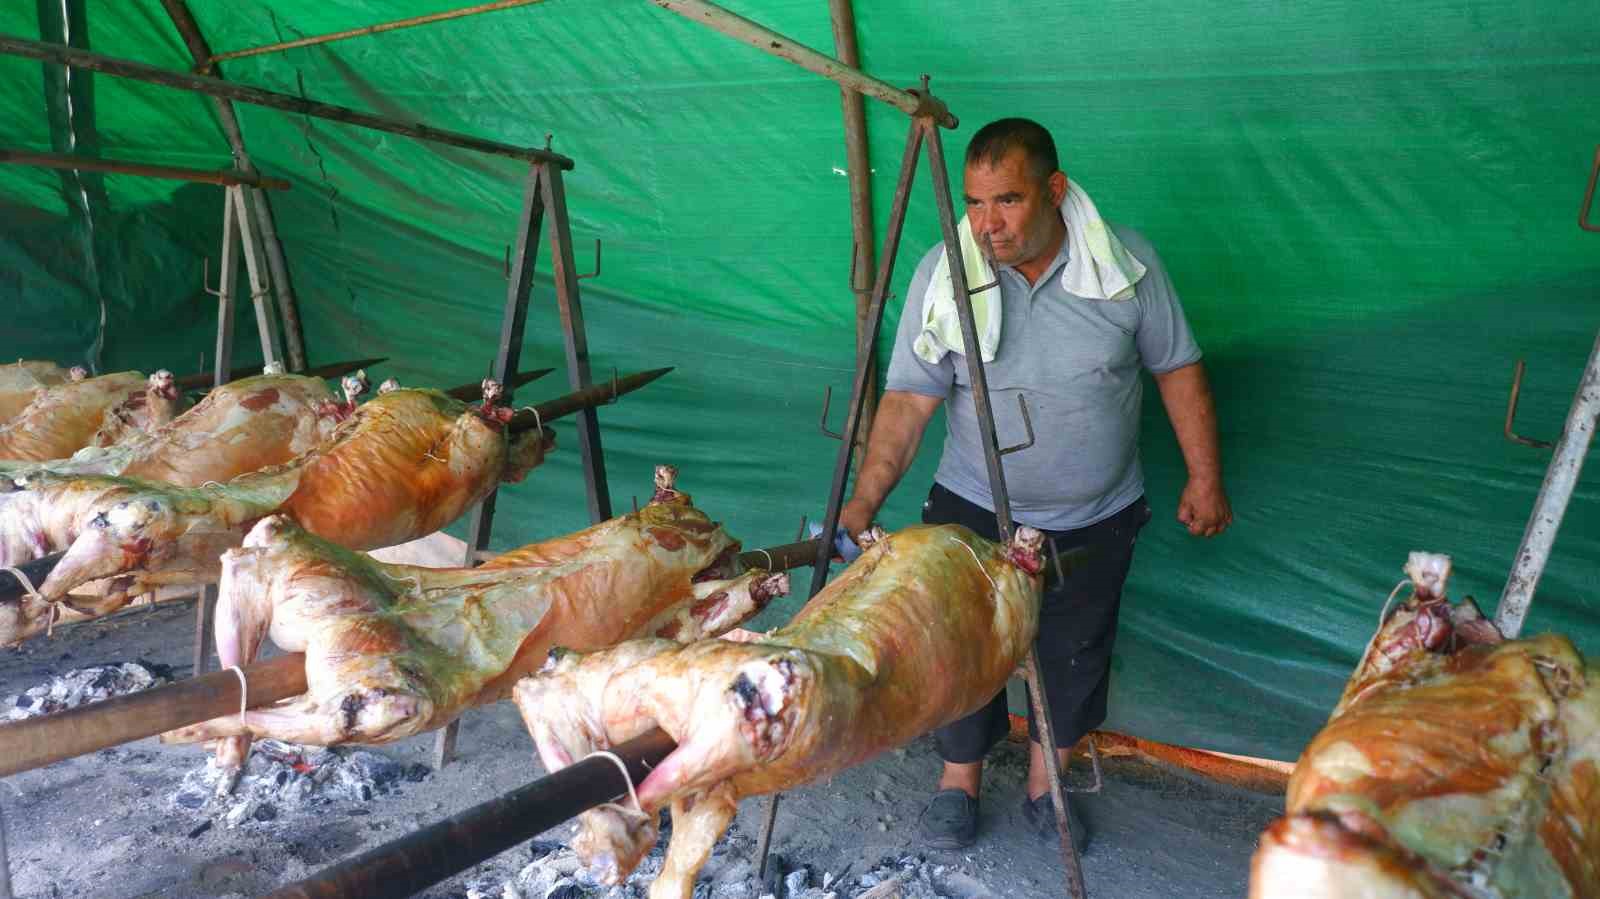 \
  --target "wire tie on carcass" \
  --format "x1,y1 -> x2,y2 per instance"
517,405 -> 543,435
584,749 -> 643,814
1378,578 -> 1409,626
950,538 -> 998,594
228,665 -> 248,726
754,549 -> 774,572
